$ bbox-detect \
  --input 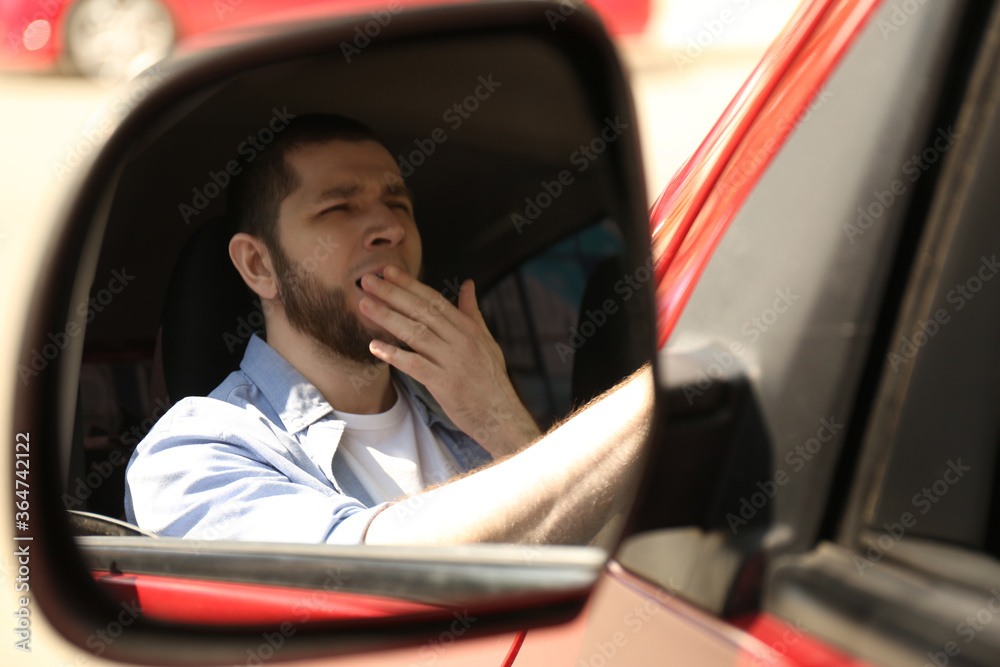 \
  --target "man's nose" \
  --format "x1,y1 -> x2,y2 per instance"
364,204 -> 406,248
